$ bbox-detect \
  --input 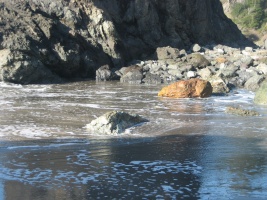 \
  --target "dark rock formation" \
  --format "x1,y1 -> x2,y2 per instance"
0,0 -> 248,84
